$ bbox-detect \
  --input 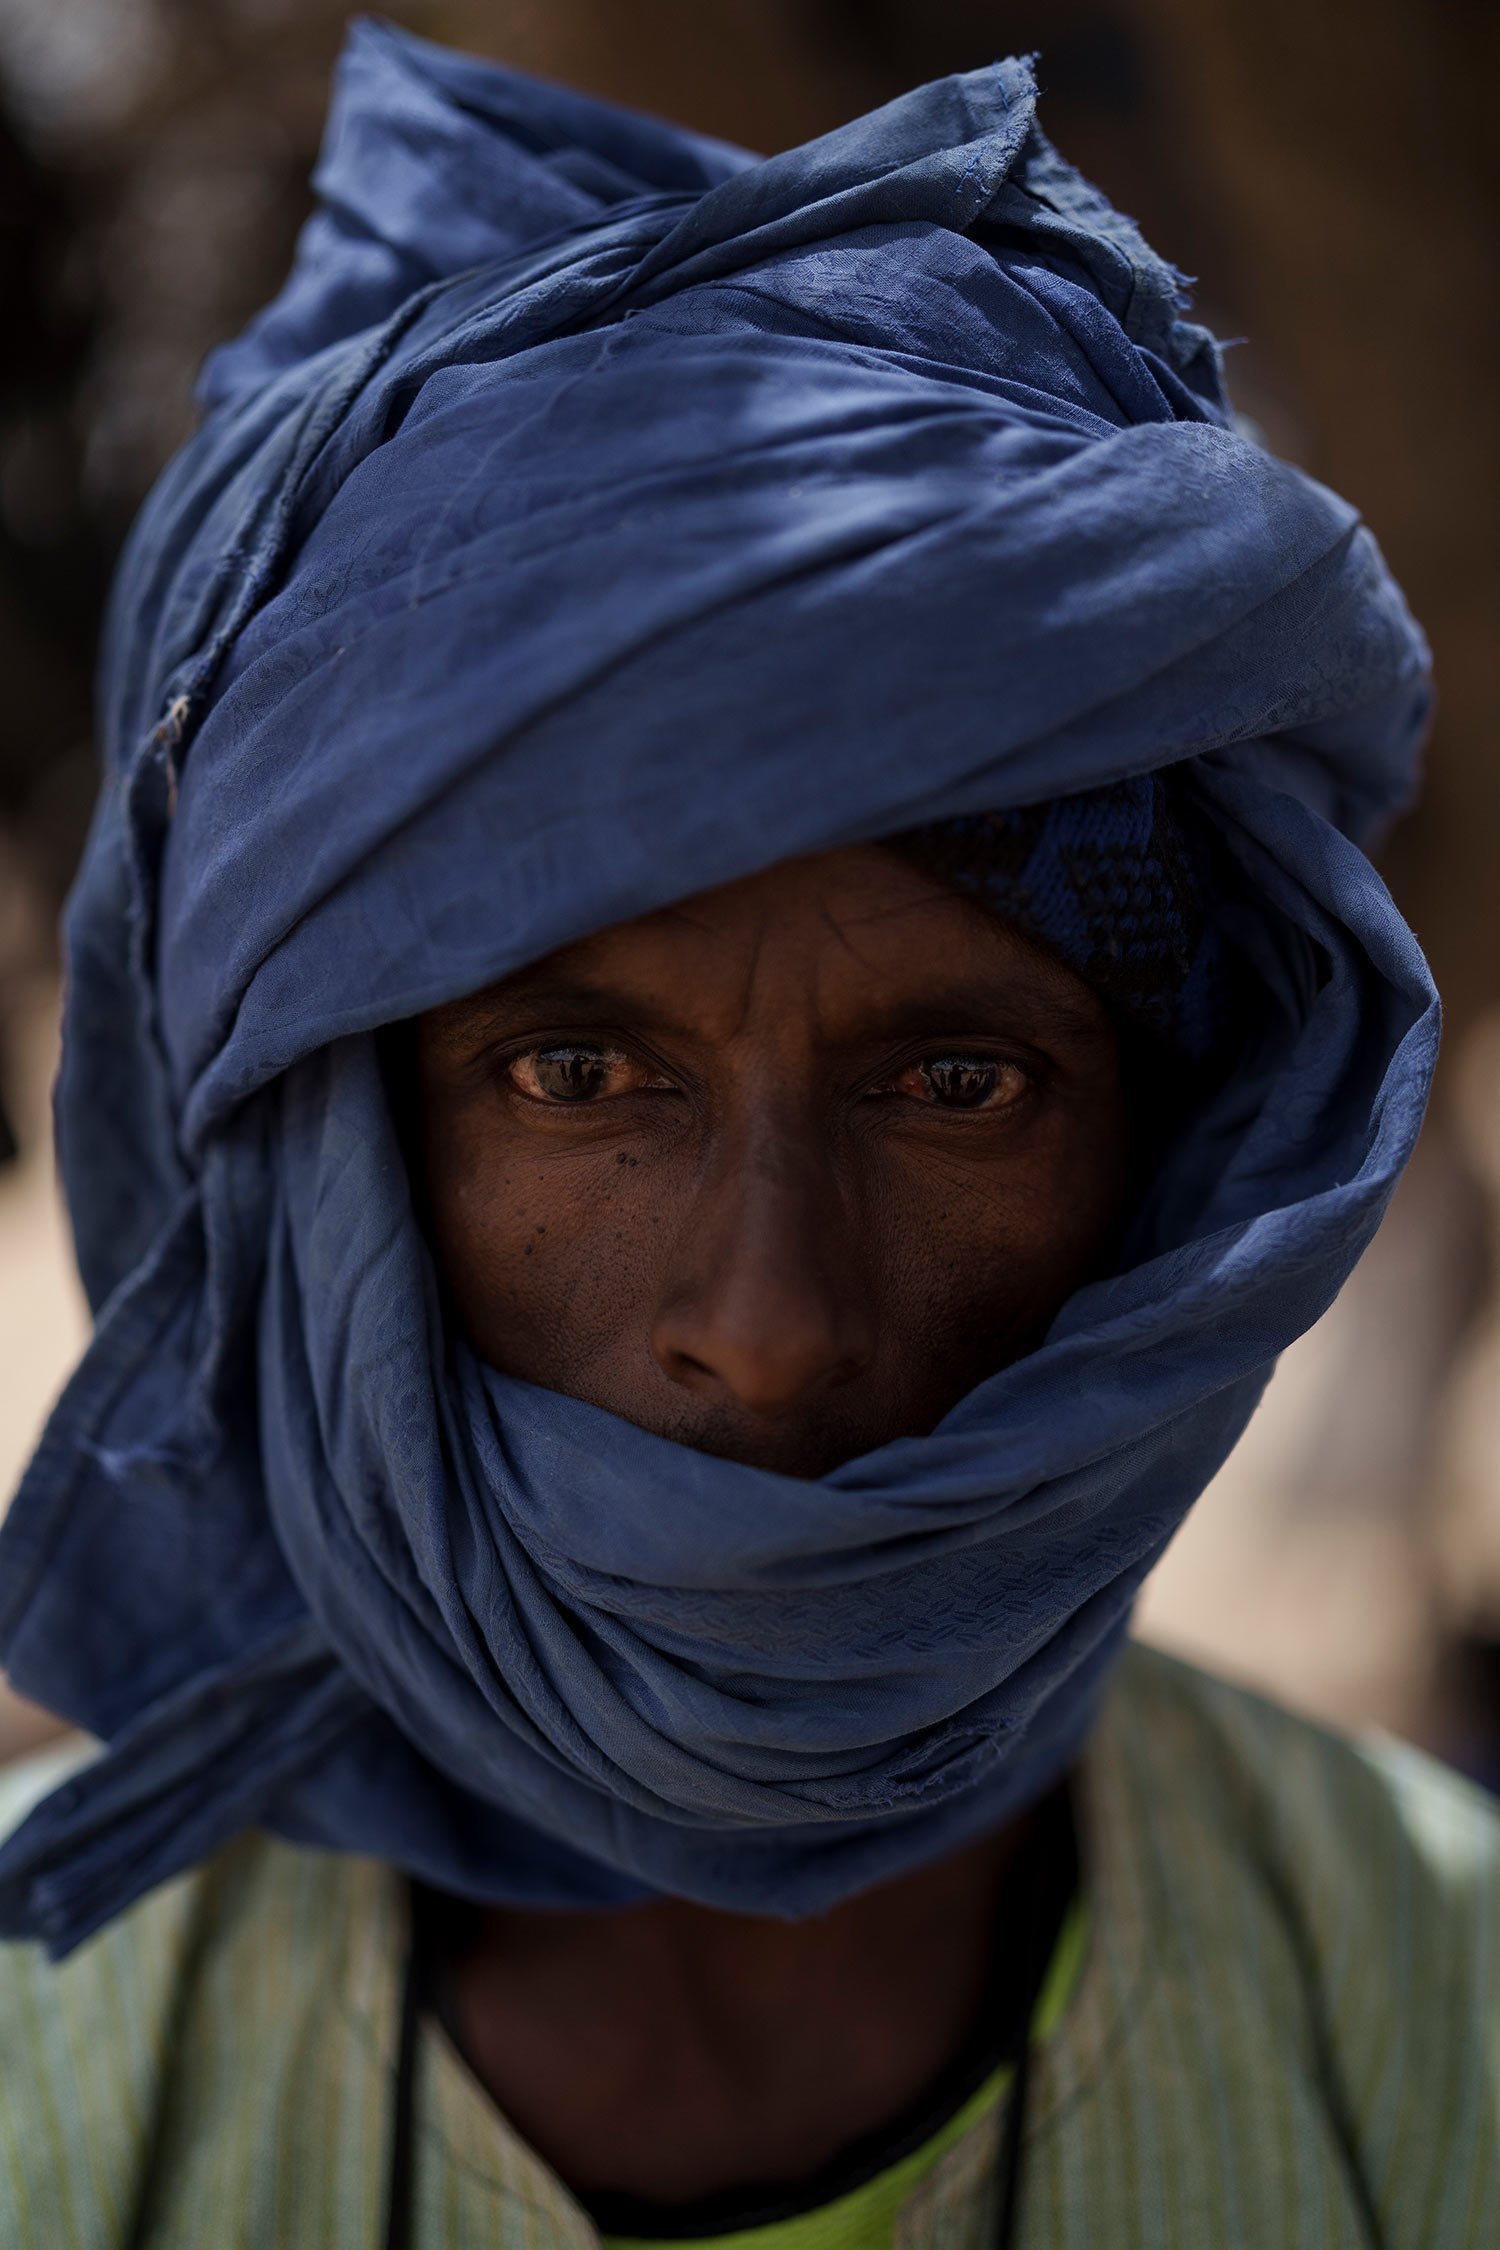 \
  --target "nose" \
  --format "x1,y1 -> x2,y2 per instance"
650,1126 -> 876,1417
